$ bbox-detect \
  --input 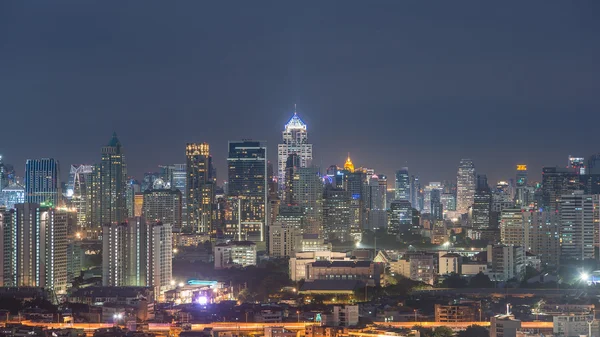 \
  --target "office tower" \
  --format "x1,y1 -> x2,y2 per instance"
227,140 -> 268,241
322,188 -> 351,242
0,182 -> 24,209
277,109 -> 313,191
366,174 -> 387,230
456,159 -> 476,214
100,133 -> 128,226
171,164 -> 187,225
284,154 -> 301,205
343,164 -> 366,240
559,191 -> 598,261
0,204 -> 73,294
141,172 -> 159,192
388,199 -> 412,235
292,167 -> 323,235
422,182 -> 442,214
125,178 -> 141,218
102,217 -> 172,297
410,175 -> 423,212
588,153 -> 600,174
25,158 -> 61,206
472,175 -> 492,229
158,165 -> 175,187
568,156 -> 586,175
440,193 -> 456,214
395,168 -> 410,201
523,210 -> 560,266
67,165 -> 93,232
186,143 -> 214,233
514,165 -> 529,207
541,167 -> 579,212
142,188 -> 182,231
430,189 -> 442,221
